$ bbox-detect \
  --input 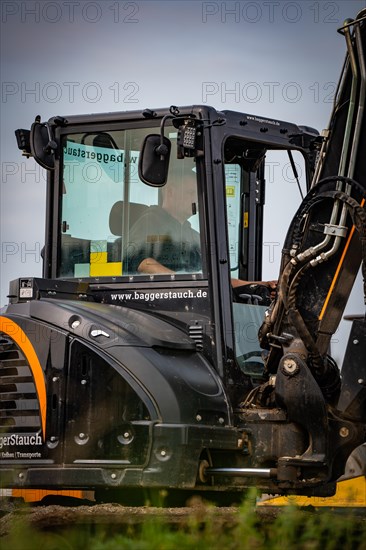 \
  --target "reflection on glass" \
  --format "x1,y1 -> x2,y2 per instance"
60,127 -> 202,279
